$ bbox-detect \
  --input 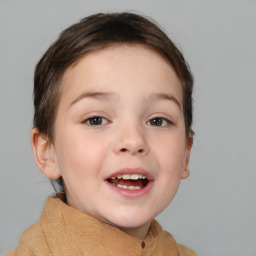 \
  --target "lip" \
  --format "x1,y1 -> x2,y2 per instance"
104,167 -> 155,199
